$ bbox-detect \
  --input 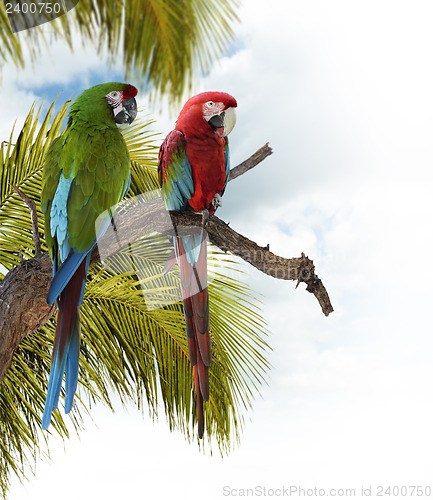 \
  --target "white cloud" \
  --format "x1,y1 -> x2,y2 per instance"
0,23 -> 127,142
